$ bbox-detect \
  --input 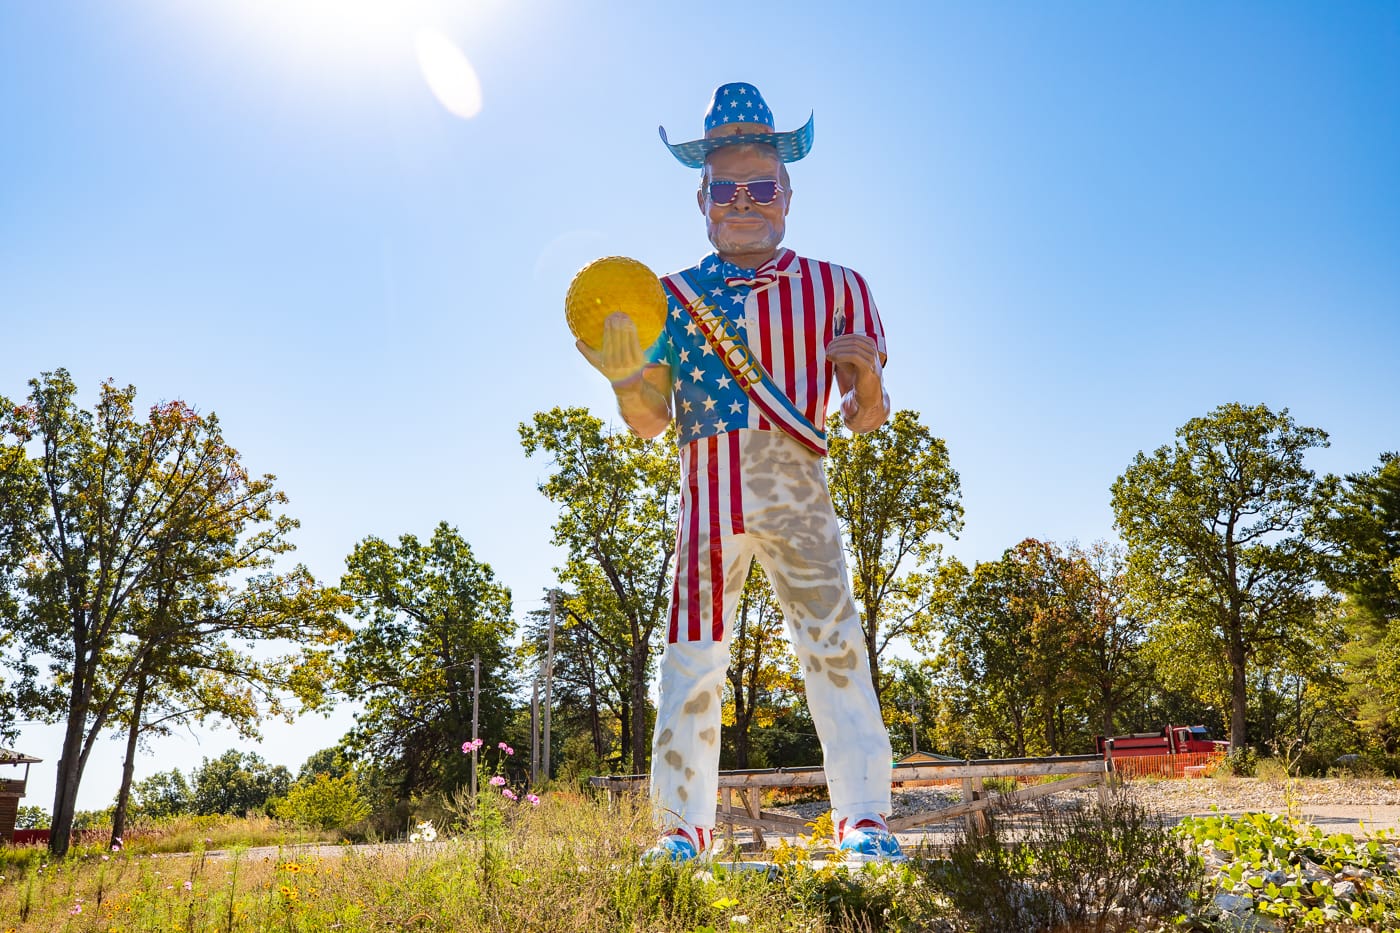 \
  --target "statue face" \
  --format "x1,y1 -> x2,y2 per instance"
697,145 -> 790,265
